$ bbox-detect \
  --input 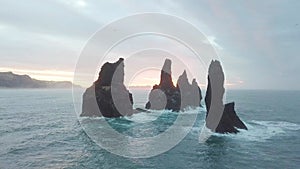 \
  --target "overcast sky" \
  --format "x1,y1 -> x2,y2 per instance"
0,0 -> 299,90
